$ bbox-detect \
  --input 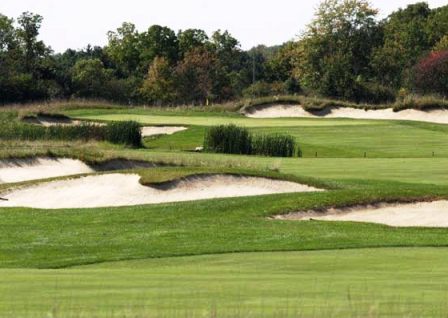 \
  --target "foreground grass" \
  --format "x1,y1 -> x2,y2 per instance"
2,248 -> 448,318
2,175 -> 448,269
